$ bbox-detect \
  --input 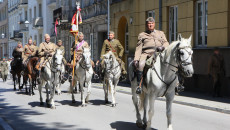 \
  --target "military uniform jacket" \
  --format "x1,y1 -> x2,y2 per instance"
12,47 -> 23,58
100,39 -> 124,59
70,41 -> 89,56
56,45 -> 65,56
22,44 -> 37,58
134,30 -> 169,61
38,42 -> 56,57
0,61 -> 9,71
